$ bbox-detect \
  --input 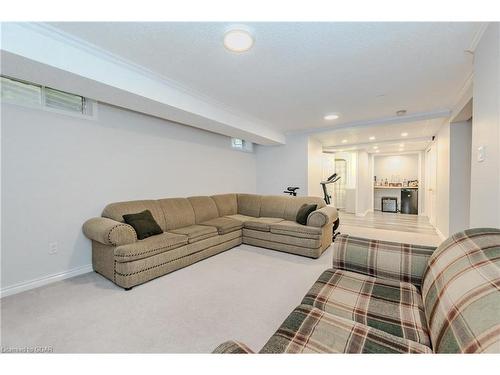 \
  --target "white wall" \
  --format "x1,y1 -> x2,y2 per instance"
307,138 -> 324,198
470,23 -> 500,228
255,134 -> 308,195
436,123 -> 451,238
1,102 -> 257,292
355,150 -> 371,216
256,134 -> 325,197
449,120 -> 472,234
373,154 -> 419,183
